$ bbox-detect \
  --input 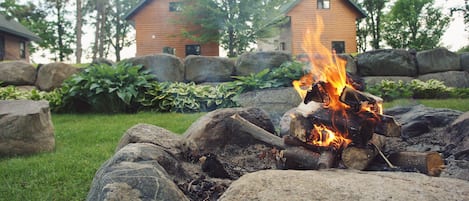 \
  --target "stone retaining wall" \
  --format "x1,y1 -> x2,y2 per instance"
1,48 -> 468,90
